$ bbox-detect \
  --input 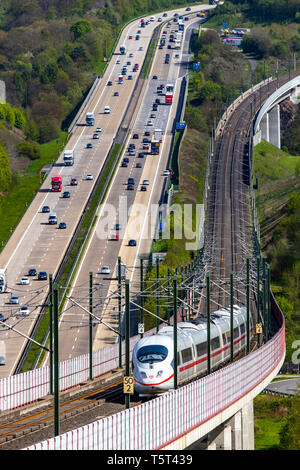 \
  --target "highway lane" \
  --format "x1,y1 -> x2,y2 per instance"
54,14 -> 202,361
0,5 -> 213,377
